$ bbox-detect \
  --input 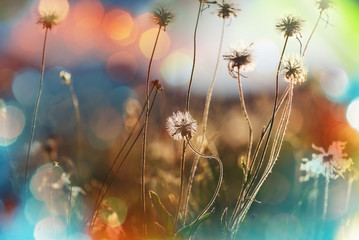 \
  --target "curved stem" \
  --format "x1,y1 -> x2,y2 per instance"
24,27 -> 49,201
302,11 -> 322,57
186,140 -> 223,229
141,25 -> 162,239
183,17 -> 226,224
186,2 -> 203,111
